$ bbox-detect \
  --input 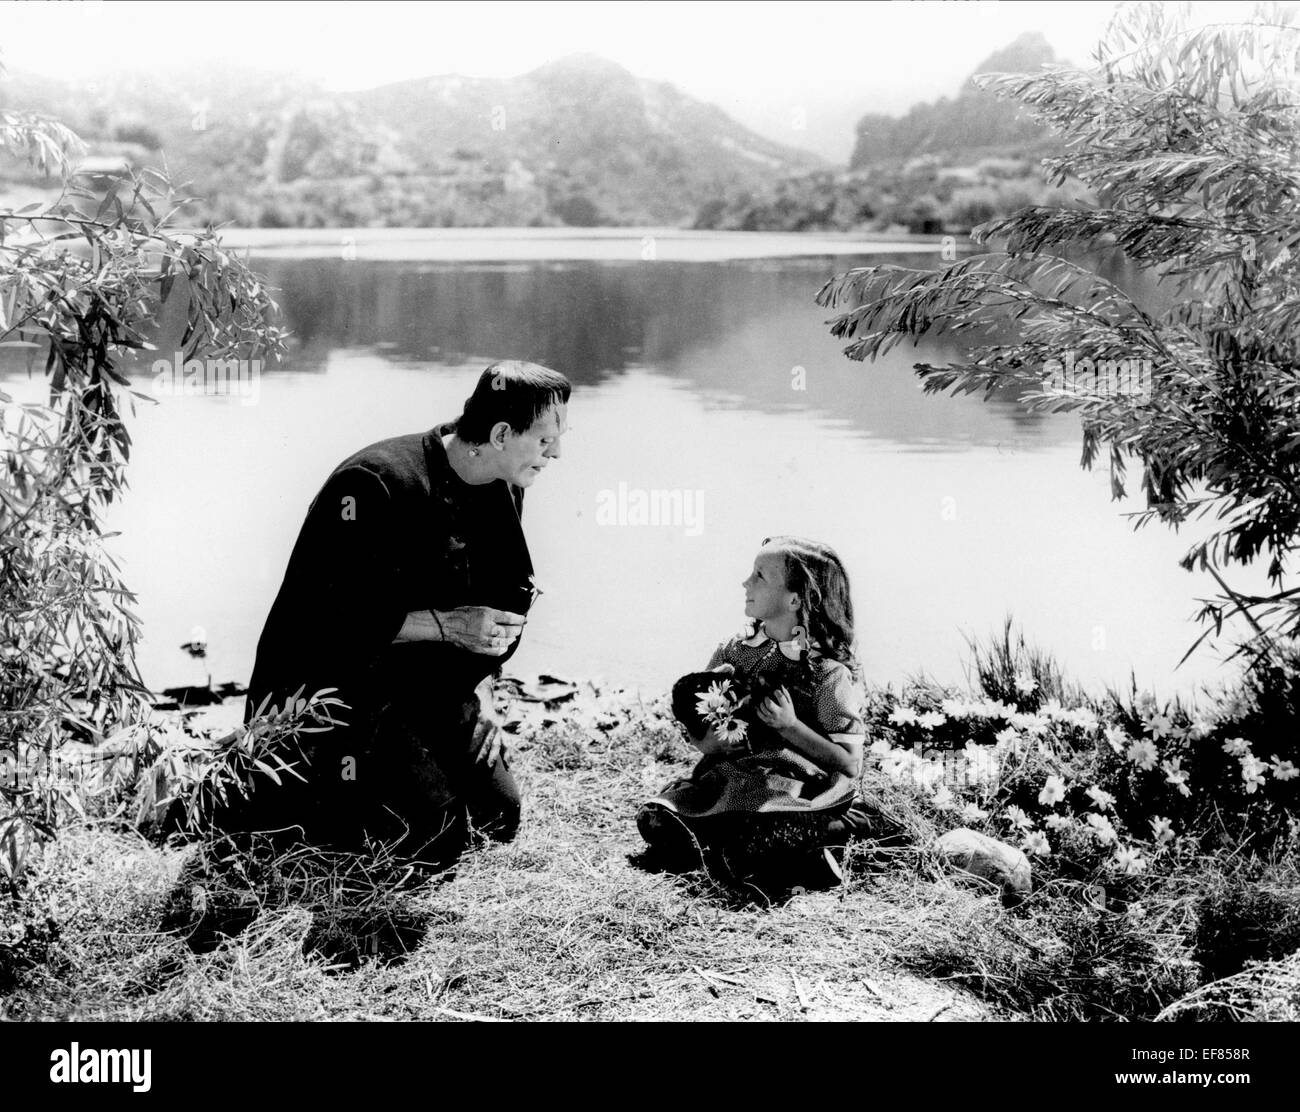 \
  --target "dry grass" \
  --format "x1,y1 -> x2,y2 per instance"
1,686 -> 1008,1022
1155,951 -> 1300,1021
5,676 -> 1298,1022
